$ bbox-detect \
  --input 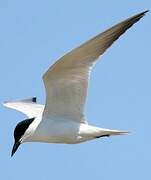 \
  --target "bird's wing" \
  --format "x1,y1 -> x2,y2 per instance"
3,97 -> 44,118
42,11 -> 148,123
